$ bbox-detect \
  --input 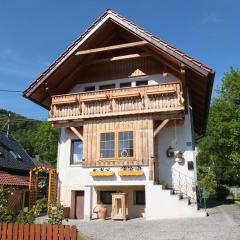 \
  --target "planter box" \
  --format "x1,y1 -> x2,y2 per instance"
118,170 -> 143,176
89,171 -> 115,177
